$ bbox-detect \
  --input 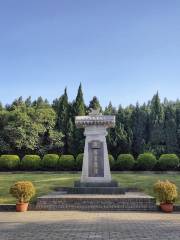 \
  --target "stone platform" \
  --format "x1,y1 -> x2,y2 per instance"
55,186 -> 126,194
36,192 -> 157,211
55,180 -> 125,194
74,180 -> 118,187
